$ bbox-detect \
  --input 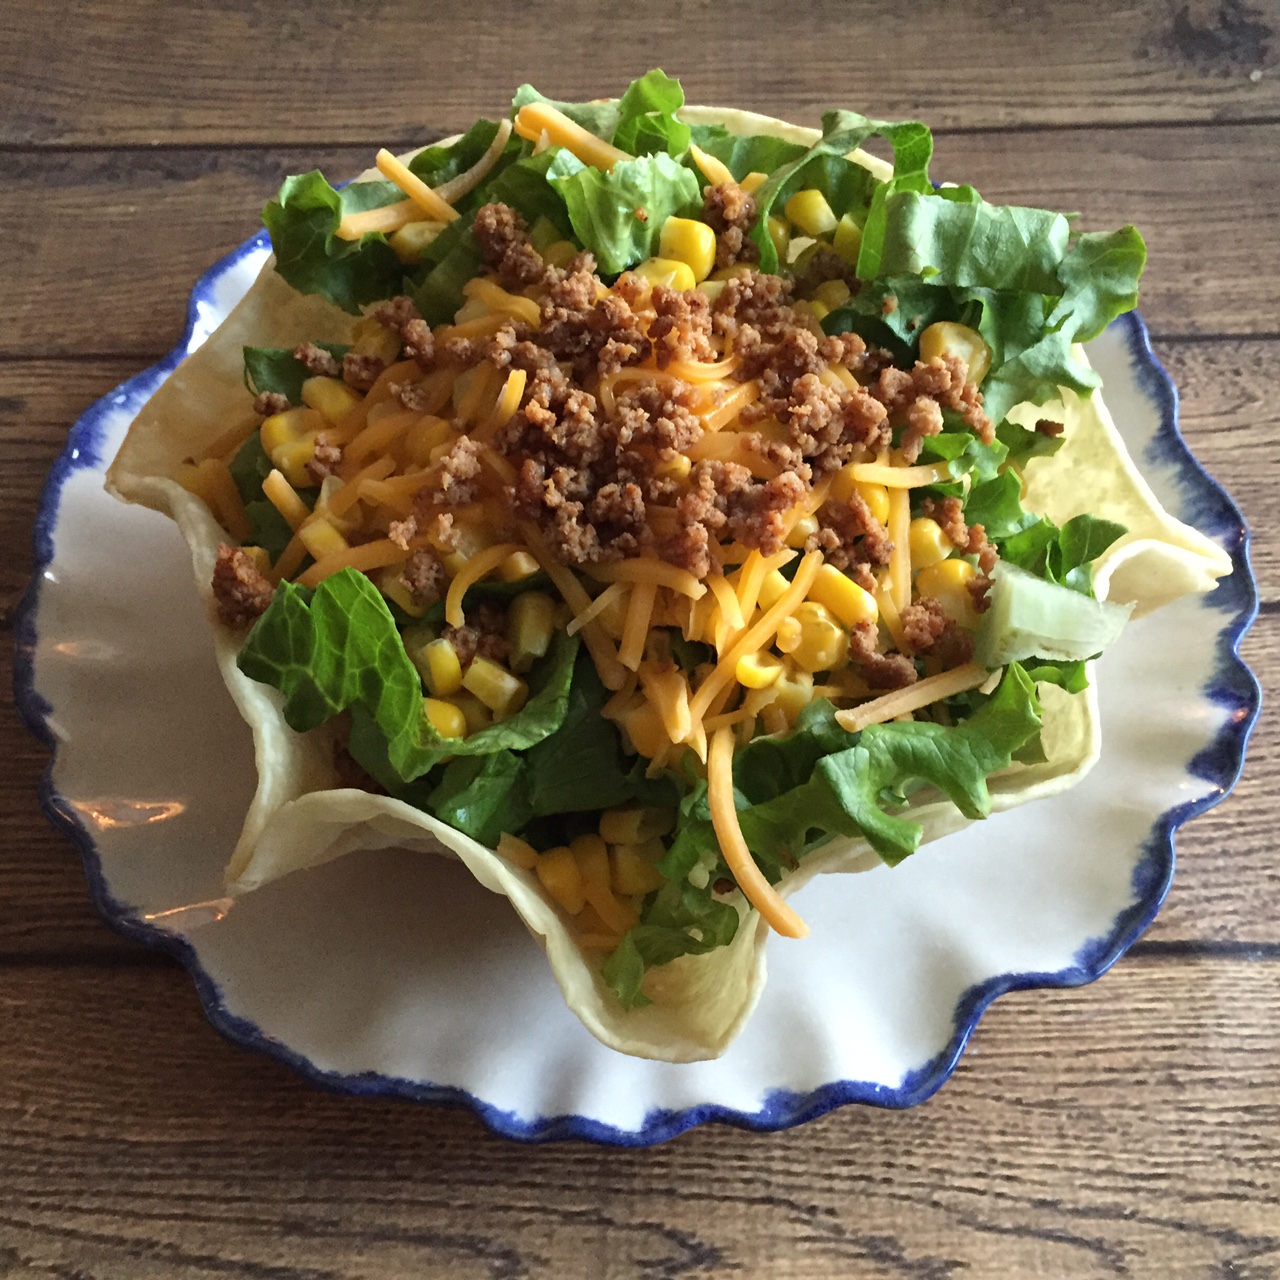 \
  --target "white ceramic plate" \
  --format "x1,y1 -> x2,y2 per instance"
16,233 -> 1260,1144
